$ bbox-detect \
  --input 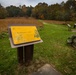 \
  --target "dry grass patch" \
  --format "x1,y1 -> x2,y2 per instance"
0,17 -> 43,33
43,20 -> 70,25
